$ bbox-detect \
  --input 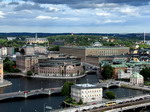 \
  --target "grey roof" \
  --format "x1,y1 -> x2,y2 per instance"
71,83 -> 101,89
